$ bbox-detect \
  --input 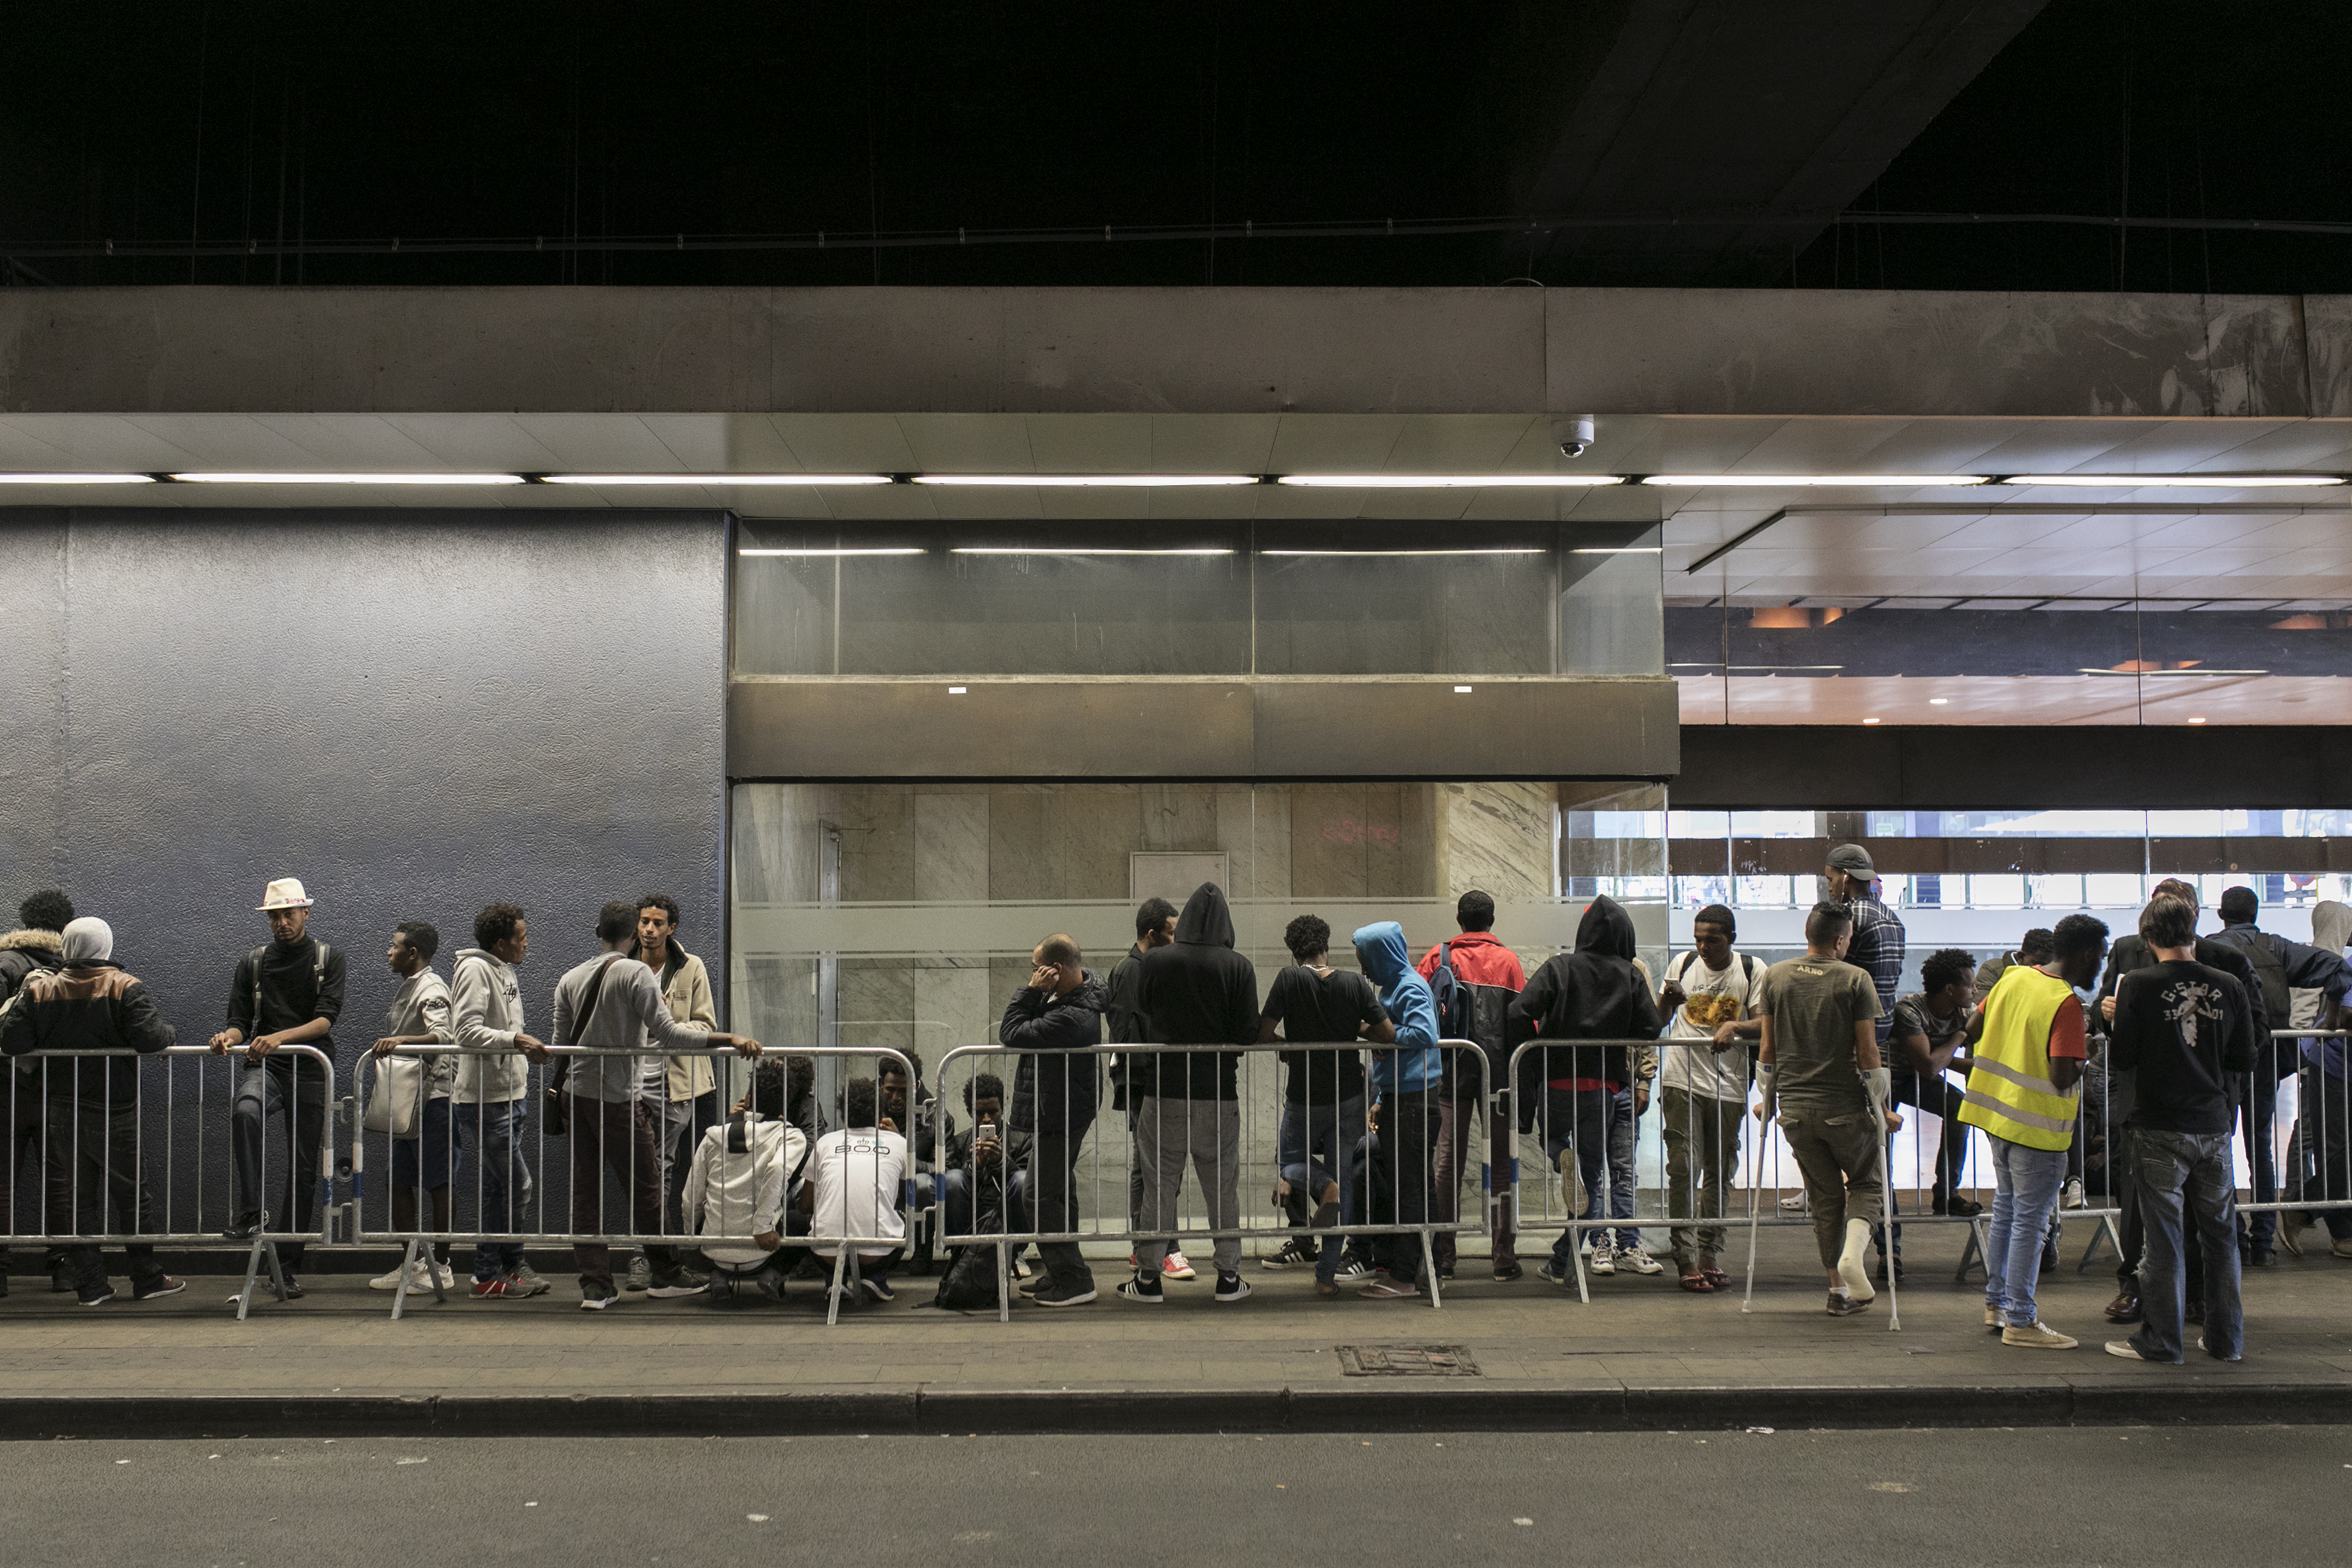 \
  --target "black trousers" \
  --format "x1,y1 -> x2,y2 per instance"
42,1099 -> 165,1290
1370,1088 -> 1439,1285
1028,1116 -> 1093,1285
